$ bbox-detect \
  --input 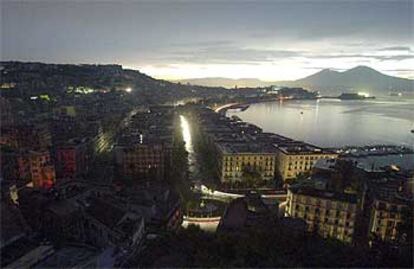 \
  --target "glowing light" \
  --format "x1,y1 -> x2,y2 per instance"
180,115 -> 193,153
358,92 -> 370,97
125,87 -> 132,93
